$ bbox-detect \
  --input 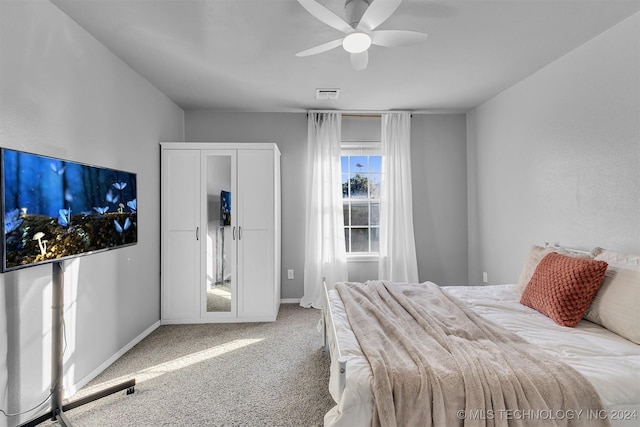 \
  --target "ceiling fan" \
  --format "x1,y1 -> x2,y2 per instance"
295,0 -> 428,71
